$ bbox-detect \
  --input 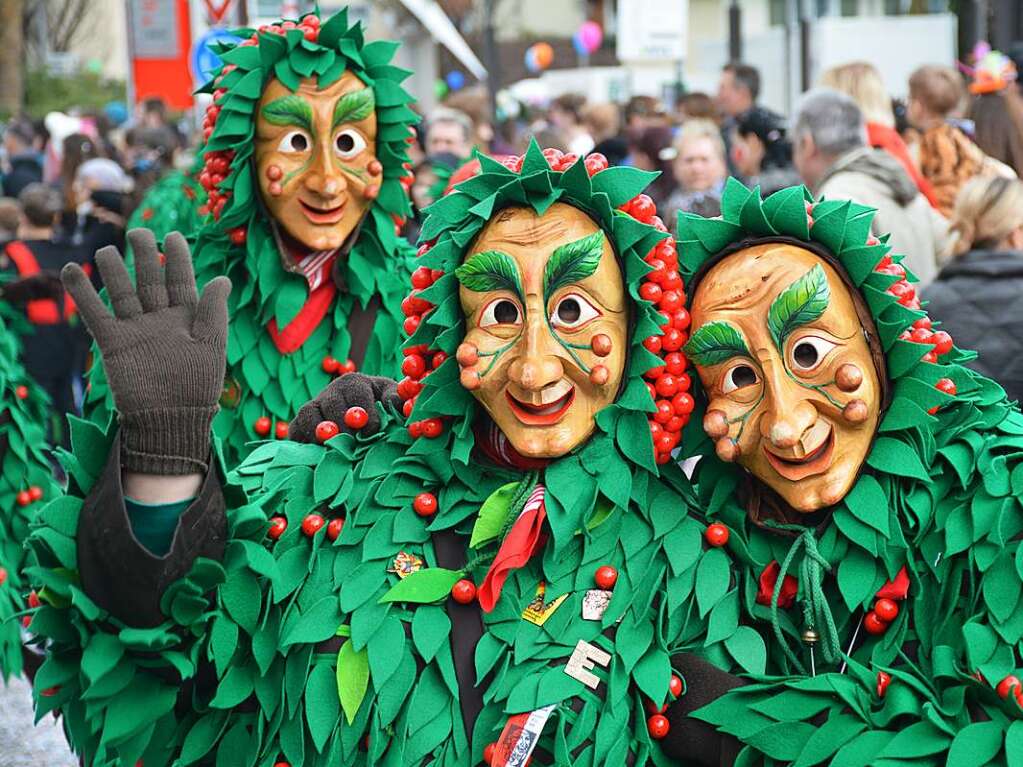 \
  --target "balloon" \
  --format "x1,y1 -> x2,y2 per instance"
445,71 -> 465,91
572,32 -> 588,57
434,79 -> 449,100
579,21 -> 603,53
524,47 -> 540,74
524,43 -> 554,74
